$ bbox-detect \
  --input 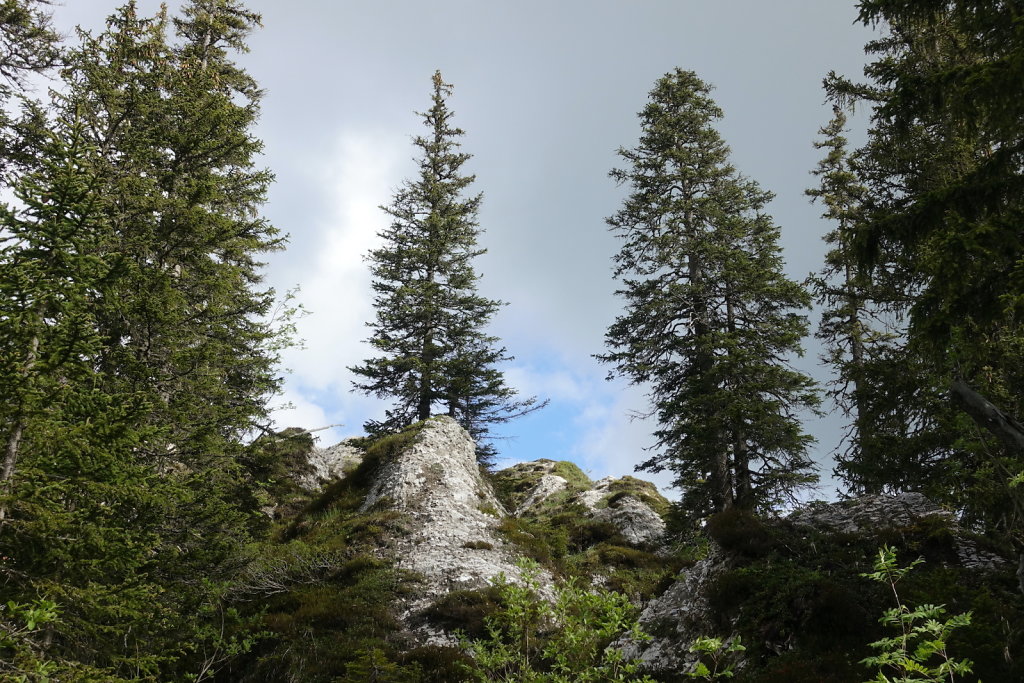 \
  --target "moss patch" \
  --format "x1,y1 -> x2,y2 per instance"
420,586 -> 505,639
